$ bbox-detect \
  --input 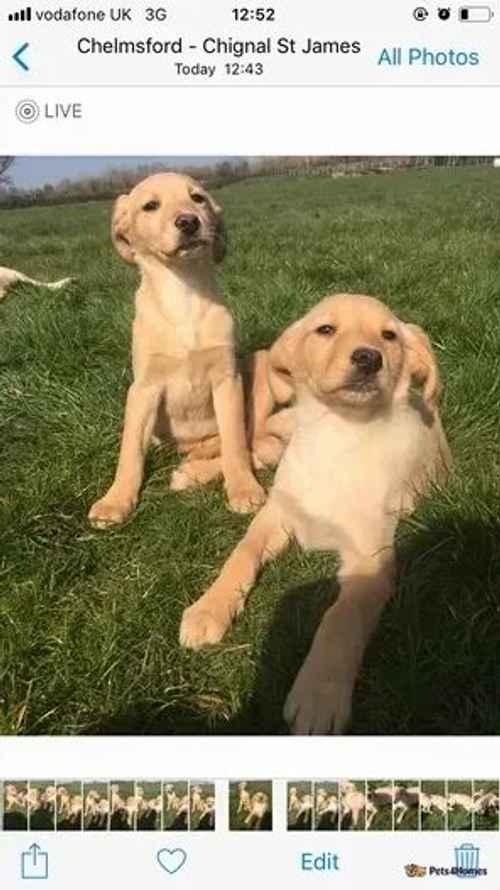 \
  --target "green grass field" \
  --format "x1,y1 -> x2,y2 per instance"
2,166 -> 500,737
